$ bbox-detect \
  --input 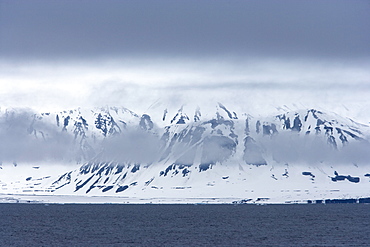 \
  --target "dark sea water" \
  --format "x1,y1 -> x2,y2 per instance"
0,204 -> 369,246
